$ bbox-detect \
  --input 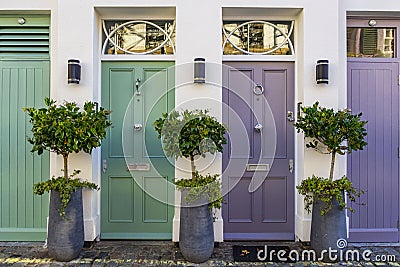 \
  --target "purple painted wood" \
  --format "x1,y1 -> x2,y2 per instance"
347,60 -> 400,242
222,62 -> 295,240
